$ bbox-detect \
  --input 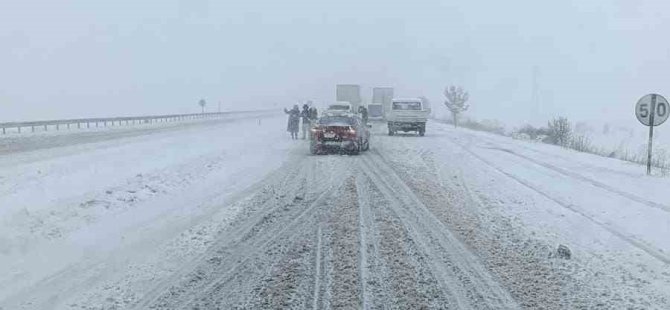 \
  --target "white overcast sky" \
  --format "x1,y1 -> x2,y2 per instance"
1,0 -> 669,126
